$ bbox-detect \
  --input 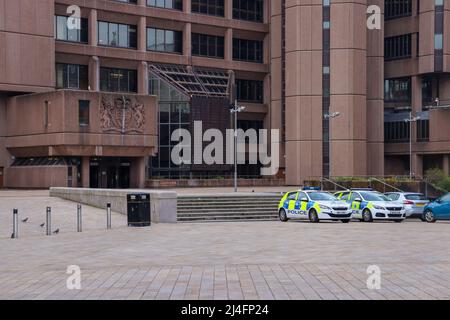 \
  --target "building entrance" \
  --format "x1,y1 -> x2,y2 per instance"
89,158 -> 131,189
